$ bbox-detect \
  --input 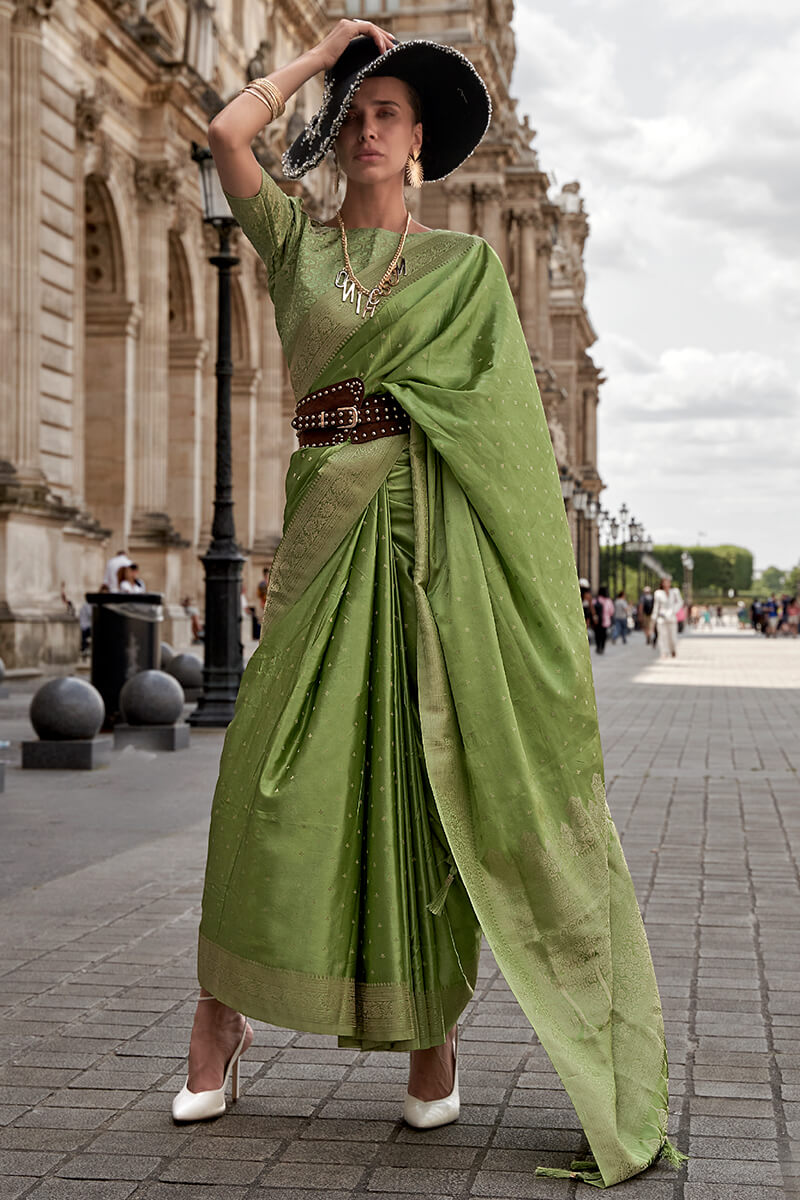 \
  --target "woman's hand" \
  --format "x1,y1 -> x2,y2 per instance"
311,19 -> 396,72
208,19 -> 396,198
